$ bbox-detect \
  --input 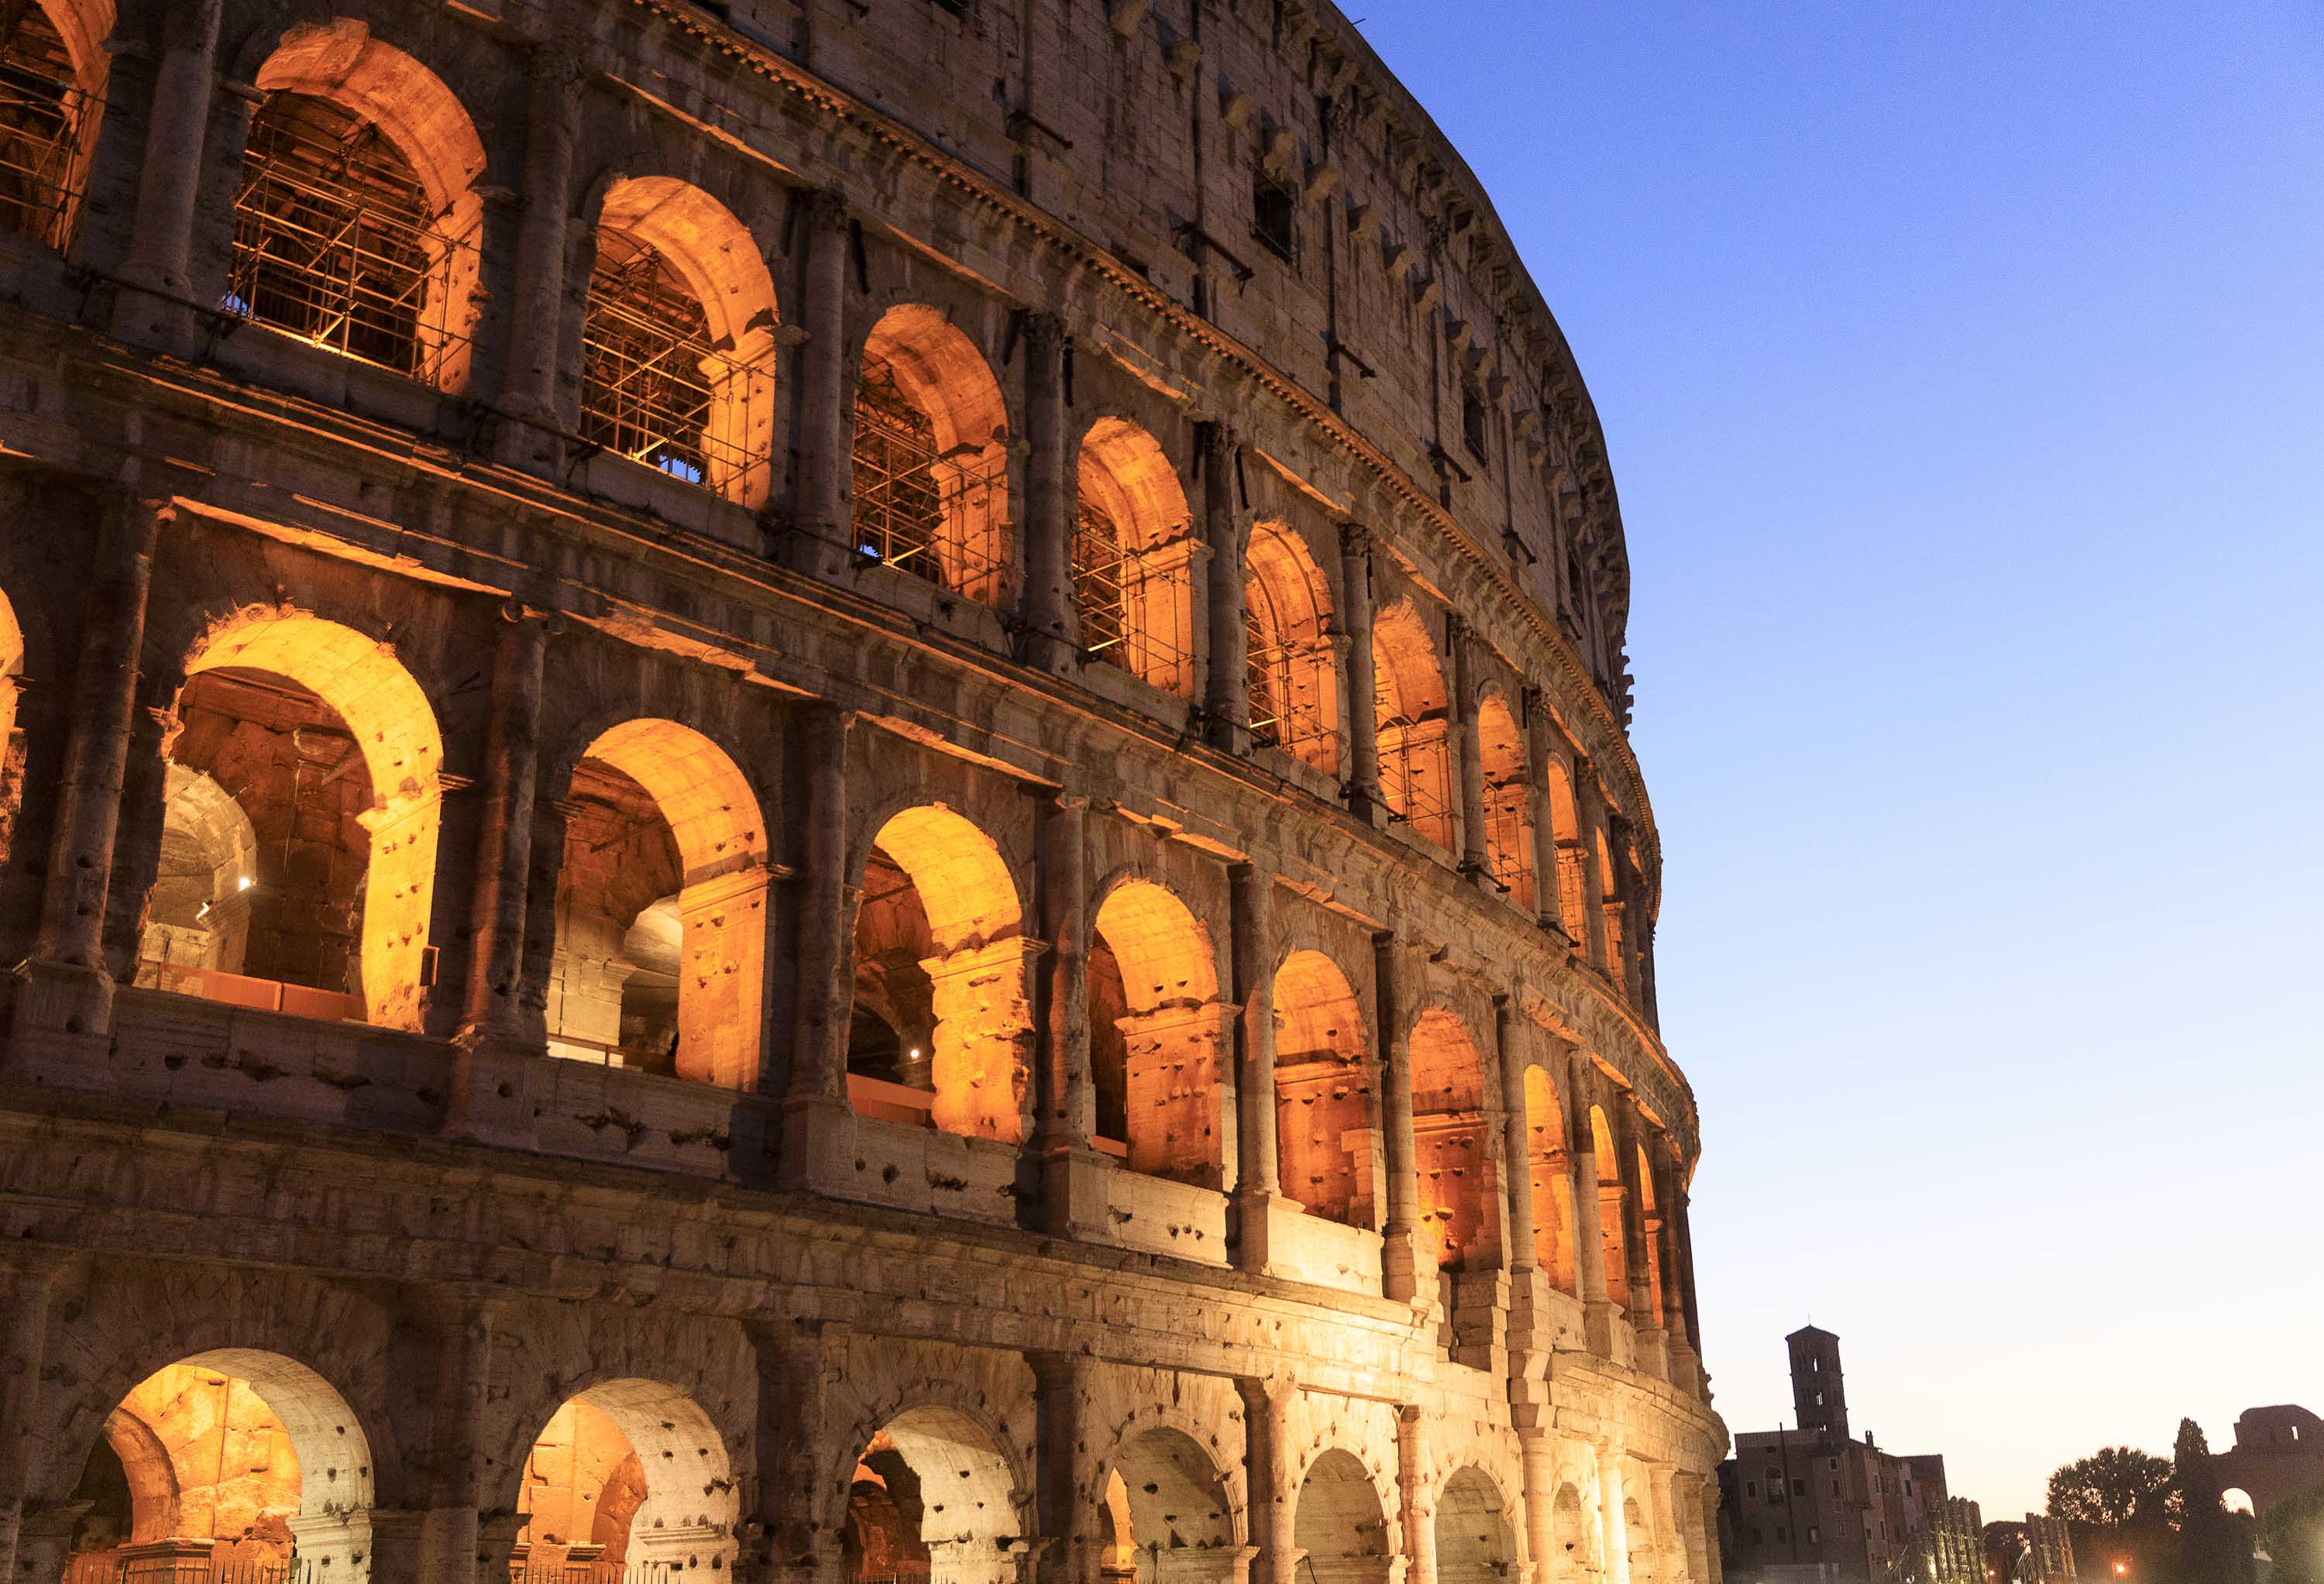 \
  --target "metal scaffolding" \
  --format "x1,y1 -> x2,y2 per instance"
1074,501 -> 1192,689
1377,711 -> 1453,848
850,361 -> 1006,591
0,2 -> 90,249
226,91 -> 473,382
579,228 -> 746,489
1245,604 -> 1333,763
1482,777 -> 1534,902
